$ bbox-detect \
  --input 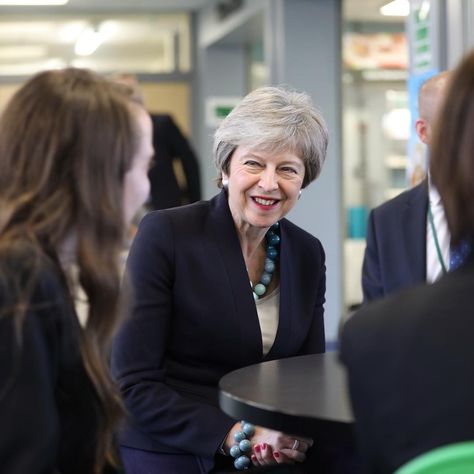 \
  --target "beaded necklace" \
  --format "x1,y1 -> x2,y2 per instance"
251,222 -> 280,301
